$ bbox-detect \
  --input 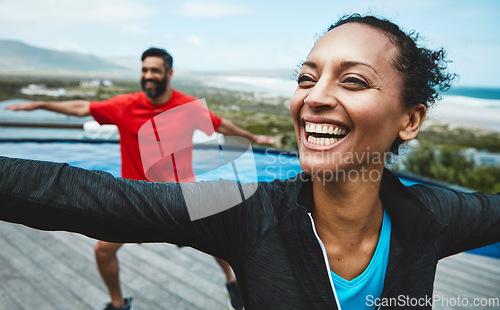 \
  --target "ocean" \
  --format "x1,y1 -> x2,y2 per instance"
204,75 -> 298,98
446,86 -> 500,101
